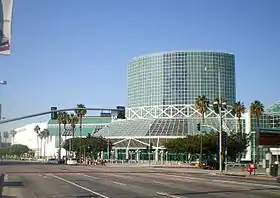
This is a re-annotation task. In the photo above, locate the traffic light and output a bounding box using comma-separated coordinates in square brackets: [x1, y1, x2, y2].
[197, 123, 201, 131]
[51, 107, 58, 120]
[116, 106, 126, 119]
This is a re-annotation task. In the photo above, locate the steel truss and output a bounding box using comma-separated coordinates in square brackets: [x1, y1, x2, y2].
[108, 136, 180, 150]
[126, 104, 238, 120]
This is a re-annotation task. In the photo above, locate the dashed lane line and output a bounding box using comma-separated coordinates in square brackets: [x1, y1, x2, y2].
[50, 174, 109, 198]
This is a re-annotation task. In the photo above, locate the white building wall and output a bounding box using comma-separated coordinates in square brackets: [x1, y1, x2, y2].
[242, 111, 252, 161]
[13, 123, 58, 158]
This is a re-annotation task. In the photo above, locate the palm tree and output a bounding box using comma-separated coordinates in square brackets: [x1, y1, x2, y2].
[40, 129, 50, 159]
[56, 112, 64, 160]
[75, 104, 87, 158]
[68, 113, 79, 152]
[10, 129, 17, 145]
[250, 100, 264, 168]
[232, 101, 246, 135]
[195, 95, 209, 123]
[38, 131, 44, 157]
[3, 131, 9, 144]
[250, 100, 264, 130]
[34, 125, 41, 158]
[61, 112, 69, 141]
[195, 95, 209, 163]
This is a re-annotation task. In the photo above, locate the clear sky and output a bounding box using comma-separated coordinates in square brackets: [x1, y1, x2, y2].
[1, 0, 280, 131]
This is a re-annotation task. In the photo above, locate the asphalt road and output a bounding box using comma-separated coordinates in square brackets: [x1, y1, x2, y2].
[1, 161, 280, 198]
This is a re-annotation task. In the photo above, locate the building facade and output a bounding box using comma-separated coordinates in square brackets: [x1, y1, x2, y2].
[96, 51, 240, 161]
[128, 51, 236, 109]
[13, 123, 51, 157]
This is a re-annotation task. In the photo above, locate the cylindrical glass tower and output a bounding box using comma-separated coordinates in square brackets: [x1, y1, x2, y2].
[127, 51, 236, 108]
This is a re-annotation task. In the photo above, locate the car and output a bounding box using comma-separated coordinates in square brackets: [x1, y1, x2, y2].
[200, 159, 217, 170]
[47, 158, 59, 164]
[67, 158, 78, 165]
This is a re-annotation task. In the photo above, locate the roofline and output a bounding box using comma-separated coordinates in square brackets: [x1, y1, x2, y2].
[104, 136, 185, 139]
[129, 50, 235, 62]
[265, 100, 280, 111]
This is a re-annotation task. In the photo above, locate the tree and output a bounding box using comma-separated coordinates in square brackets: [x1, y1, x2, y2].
[61, 112, 70, 153]
[164, 138, 186, 154]
[250, 100, 264, 130]
[232, 101, 246, 135]
[195, 95, 210, 162]
[195, 95, 209, 123]
[40, 129, 50, 158]
[33, 125, 40, 158]
[63, 136, 108, 160]
[10, 144, 29, 157]
[75, 104, 87, 158]
[227, 131, 249, 161]
[10, 129, 17, 145]
[164, 132, 248, 162]
[68, 113, 79, 152]
[56, 112, 64, 160]
[38, 131, 44, 157]
[0, 148, 10, 156]
[250, 100, 264, 165]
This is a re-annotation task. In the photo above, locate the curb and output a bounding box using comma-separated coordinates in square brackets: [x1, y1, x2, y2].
[218, 173, 278, 181]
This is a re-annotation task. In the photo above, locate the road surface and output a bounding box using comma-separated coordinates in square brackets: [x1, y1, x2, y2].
[0, 161, 279, 198]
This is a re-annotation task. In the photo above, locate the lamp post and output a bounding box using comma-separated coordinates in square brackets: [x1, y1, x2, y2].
[107, 125, 110, 162]
[148, 129, 151, 166]
[0, 80, 7, 121]
[213, 70, 227, 173]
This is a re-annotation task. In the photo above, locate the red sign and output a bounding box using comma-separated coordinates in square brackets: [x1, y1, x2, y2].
[258, 131, 280, 146]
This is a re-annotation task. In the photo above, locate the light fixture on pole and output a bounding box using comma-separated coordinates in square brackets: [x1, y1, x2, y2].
[213, 69, 227, 173]
[0, 80, 7, 121]
[213, 99, 226, 173]
[0, 81, 7, 85]
[107, 125, 110, 161]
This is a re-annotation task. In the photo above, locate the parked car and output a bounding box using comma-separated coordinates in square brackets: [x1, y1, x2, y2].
[67, 158, 78, 165]
[200, 159, 217, 170]
[47, 158, 59, 164]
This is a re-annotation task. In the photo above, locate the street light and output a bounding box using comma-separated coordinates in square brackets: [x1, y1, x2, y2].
[107, 125, 110, 162]
[0, 81, 7, 85]
[213, 69, 227, 173]
[0, 80, 7, 121]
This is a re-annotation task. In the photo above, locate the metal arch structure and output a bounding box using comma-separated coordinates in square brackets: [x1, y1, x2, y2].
[126, 104, 237, 120]
[95, 104, 245, 160]
[0, 107, 120, 124]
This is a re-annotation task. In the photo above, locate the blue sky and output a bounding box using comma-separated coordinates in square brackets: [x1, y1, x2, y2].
[1, 0, 280, 131]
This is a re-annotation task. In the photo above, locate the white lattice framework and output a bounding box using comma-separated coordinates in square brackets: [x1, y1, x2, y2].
[99, 104, 245, 150]
[126, 104, 238, 120]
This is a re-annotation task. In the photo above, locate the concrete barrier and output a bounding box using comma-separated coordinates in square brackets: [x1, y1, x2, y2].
[0, 173, 5, 197]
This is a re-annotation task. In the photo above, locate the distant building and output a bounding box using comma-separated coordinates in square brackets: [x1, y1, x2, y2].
[13, 123, 49, 157]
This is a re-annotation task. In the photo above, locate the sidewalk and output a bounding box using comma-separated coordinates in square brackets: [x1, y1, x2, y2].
[215, 171, 278, 181]
[1, 175, 36, 198]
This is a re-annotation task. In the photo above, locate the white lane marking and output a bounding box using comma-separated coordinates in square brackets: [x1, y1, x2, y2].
[51, 174, 109, 198]
[157, 192, 187, 198]
[113, 181, 127, 186]
[152, 173, 280, 189]
[211, 179, 280, 189]
[79, 174, 99, 180]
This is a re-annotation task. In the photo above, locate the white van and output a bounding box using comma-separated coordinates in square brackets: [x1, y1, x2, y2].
[67, 158, 78, 165]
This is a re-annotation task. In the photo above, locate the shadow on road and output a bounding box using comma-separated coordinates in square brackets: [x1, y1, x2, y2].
[0, 161, 41, 166]
[174, 187, 279, 196]
[3, 181, 23, 188]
